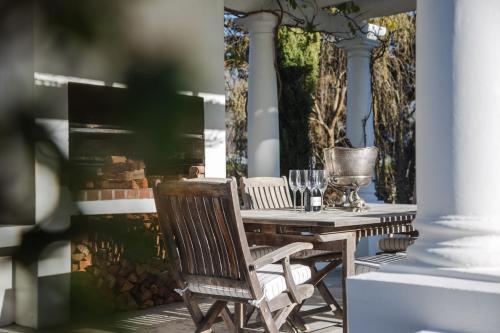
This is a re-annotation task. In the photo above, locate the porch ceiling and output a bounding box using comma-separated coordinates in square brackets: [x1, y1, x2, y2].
[224, 0, 416, 21]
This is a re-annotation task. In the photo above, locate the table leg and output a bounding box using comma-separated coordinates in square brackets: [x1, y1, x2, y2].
[342, 232, 356, 333]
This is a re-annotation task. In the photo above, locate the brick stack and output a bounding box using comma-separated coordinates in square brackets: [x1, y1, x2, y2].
[75, 156, 154, 201]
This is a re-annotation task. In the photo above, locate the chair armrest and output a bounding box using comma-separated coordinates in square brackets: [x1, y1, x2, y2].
[250, 242, 313, 270]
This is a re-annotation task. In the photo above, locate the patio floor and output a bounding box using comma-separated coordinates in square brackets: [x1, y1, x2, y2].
[4, 268, 343, 333]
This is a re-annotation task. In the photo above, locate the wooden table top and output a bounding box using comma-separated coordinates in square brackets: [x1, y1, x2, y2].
[240, 203, 417, 228]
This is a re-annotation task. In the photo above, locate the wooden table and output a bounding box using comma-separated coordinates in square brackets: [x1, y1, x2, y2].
[241, 203, 417, 332]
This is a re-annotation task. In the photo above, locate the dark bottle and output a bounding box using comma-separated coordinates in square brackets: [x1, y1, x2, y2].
[304, 156, 316, 212]
[310, 186, 322, 212]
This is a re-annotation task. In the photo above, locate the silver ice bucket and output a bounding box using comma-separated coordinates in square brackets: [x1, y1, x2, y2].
[324, 146, 378, 207]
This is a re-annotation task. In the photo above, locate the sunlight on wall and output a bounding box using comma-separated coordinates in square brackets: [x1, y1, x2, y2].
[34, 72, 126, 88]
[179, 91, 226, 178]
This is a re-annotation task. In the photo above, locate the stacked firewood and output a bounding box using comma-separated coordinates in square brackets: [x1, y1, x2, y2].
[85, 156, 148, 189]
[85, 255, 181, 310]
[71, 242, 92, 272]
[71, 214, 181, 310]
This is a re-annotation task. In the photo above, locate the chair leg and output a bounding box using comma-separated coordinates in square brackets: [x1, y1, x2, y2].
[194, 300, 227, 333]
[221, 305, 236, 331]
[259, 301, 280, 333]
[289, 312, 308, 332]
[181, 290, 206, 328]
[235, 302, 245, 332]
[274, 304, 297, 330]
[245, 304, 256, 325]
[316, 278, 342, 313]
[305, 263, 342, 314]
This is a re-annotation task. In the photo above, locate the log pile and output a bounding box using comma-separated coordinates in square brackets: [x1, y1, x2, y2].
[86, 256, 181, 310]
[71, 242, 92, 272]
[71, 214, 181, 310]
[85, 155, 148, 189]
[188, 165, 205, 178]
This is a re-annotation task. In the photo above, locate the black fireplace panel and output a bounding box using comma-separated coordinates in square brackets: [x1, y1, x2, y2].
[68, 83, 204, 189]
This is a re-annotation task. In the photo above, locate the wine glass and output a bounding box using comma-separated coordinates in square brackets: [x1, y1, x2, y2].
[297, 170, 308, 212]
[306, 170, 316, 212]
[314, 170, 328, 212]
[289, 170, 299, 211]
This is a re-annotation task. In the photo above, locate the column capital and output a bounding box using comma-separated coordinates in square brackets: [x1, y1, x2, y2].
[337, 36, 380, 58]
[236, 12, 278, 33]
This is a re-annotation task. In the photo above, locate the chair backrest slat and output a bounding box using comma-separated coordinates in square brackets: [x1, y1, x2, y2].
[154, 179, 253, 283]
[274, 185, 285, 207]
[240, 176, 293, 210]
[194, 196, 220, 276]
[261, 187, 271, 209]
[203, 196, 232, 277]
[251, 187, 264, 209]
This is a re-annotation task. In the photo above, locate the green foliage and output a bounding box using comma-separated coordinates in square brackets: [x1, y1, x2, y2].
[278, 27, 320, 90]
[277, 27, 320, 172]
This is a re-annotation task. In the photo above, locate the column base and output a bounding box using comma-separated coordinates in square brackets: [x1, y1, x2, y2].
[347, 265, 500, 333]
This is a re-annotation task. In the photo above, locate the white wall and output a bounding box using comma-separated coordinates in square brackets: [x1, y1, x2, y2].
[34, 0, 226, 177]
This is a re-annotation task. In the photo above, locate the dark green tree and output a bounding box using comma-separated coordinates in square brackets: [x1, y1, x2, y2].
[277, 27, 320, 173]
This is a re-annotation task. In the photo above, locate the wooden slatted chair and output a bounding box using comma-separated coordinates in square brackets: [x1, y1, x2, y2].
[240, 176, 293, 210]
[154, 179, 314, 333]
[239, 176, 345, 328]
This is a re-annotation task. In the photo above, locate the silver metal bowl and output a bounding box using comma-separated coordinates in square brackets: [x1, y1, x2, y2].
[331, 175, 372, 187]
[324, 146, 378, 178]
[323, 146, 378, 207]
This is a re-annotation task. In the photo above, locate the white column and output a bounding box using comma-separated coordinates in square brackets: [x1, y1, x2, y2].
[338, 37, 380, 206]
[347, 1, 500, 332]
[237, 13, 280, 177]
[340, 36, 380, 256]
[338, 37, 379, 149]
[407, 0, 500, 274]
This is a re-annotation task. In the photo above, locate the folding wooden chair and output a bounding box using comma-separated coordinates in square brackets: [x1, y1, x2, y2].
[239, 176, 345, 328]
[239, 176, 293, 210]
[154, 179, 314, 332]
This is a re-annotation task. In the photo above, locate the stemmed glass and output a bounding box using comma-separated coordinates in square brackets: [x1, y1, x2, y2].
[314, 170, 328, 212]
[297, 170, 308, 212]
[289, 170, 299, 211]
[306, 170, 315, 211]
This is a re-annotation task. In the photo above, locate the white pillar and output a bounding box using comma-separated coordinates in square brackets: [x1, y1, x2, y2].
[338, 36, 380, 206]
[347, 1, 500, 332]
[237, 13, 280, 177]
[339, 36, 380, 256]
[407, 0, 500, 274]
[338, 36, 379, 149]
